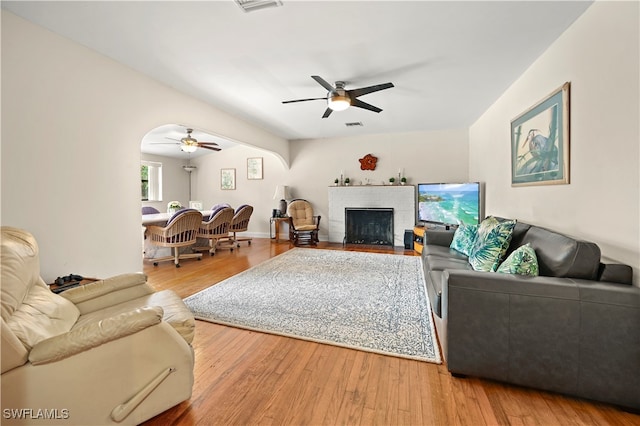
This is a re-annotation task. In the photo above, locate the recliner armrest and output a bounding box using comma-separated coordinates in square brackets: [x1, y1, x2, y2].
[29, 306, 163, 365]
[62, 273, 154, 314]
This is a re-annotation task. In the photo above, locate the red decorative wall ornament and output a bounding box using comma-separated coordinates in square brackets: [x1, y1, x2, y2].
[359, 154, 378, 171]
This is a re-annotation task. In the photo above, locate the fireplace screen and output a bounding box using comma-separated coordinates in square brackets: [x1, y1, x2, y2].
[345, 208, 394, 246]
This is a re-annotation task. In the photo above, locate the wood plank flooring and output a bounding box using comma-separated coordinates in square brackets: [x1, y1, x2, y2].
[142, 238, 638, 426]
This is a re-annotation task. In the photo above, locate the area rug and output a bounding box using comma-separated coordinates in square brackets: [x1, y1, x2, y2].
[184, 248, 441, 363]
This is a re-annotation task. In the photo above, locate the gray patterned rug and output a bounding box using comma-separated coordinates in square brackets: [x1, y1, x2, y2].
[184, 248, 441, 363]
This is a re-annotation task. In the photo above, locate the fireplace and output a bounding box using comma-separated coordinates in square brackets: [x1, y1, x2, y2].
[345, 208, 394, 246]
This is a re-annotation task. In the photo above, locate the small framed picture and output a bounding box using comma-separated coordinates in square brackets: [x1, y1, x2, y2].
[247, 157, 263, 180]
[220, 168, 236, 190]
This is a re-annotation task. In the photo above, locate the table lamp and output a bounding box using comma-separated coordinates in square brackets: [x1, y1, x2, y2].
[273, 185, 291, 216]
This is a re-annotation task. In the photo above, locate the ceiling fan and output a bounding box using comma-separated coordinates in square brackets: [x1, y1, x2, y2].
[153, 128, 221, 153]
[282, 76, 394, 118]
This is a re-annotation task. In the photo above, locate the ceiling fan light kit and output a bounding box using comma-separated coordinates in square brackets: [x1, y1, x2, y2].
[328, 95, 350, 111]
[180, 143, 198, 153]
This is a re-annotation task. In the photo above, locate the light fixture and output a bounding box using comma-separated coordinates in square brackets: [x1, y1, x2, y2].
[328, 94, 351, 111]
[327, 82, 351, 111]
[182, 165, 197, 201]
[180, 143, 198, 153]
[235, 0, 282, 13]
[273, 185, 291, 216]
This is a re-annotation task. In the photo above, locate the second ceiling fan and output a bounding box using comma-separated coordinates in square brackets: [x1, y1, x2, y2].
[157, 128, 221, 153]
[282, 76, 394, 118]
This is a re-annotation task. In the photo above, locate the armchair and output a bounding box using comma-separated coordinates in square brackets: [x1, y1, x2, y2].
[287, 199, 321, 246]
[1, 227, 195, 425]
[195, 206, 235, 255]
[217, 205, 254, 250]
[145, 209, 203, 267]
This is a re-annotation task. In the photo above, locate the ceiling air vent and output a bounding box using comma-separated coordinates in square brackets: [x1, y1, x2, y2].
[235, 0, 283, 13]
[345, 122, 363, 127]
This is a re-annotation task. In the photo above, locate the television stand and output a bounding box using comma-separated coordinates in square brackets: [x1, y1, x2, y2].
[413, 225, 425, 254]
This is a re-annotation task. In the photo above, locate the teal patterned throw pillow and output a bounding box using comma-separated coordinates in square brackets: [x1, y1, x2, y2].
[497, 243, 539, 276]
[450, 224, 479, 256]
[468, 217, 517, 272]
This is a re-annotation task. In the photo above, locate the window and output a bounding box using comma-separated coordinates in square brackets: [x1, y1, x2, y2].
[141, 161, 162, 201]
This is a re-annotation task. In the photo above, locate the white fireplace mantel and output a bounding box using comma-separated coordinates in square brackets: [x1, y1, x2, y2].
[328, 185, 416, 247]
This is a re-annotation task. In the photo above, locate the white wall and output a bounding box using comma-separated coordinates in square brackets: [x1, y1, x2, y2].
[1, 11, 288, 282]
[191, 144, 288, 238]
[187, 129, 469, 241]
[469, 1, 640, 285]
[289, 129, 469, 240]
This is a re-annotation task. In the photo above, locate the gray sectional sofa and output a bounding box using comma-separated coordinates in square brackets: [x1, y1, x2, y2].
[421, 219, 640, 411]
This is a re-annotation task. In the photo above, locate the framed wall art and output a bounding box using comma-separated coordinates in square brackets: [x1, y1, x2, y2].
[247, 157, 263, 180]
[511, 82, 570, 187]
[220, 168, 236, 190]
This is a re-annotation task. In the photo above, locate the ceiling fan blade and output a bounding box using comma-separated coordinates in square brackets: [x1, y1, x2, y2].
[166, 137, 182, 142]
[322, 108, 333, 119]
[351, 98, 382, 113]
[197, 142, 219, 146]
[282, 97, 326, 104]
[311, 75, 335, 92]
[348, 82, 394, 98]
[151, 142, 180, 145]
[199, 145, 221, 151]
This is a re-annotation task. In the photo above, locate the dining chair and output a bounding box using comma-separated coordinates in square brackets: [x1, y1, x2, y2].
[195, 206, 235, 255]
[217, 204, 254, 250]
[145, 209, 203, 267]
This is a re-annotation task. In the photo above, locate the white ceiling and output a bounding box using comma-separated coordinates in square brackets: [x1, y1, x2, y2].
[3, 0, 593, 158]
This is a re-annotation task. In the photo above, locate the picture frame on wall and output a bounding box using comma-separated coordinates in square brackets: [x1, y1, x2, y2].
[511, 82, 570, 187]
[220, 168, 236, 190]
[247, 157, 263, 180]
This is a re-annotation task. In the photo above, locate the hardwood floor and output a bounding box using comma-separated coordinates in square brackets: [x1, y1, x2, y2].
[142, 238, 637, 426]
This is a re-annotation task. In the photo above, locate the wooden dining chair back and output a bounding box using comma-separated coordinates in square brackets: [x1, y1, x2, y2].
[195, 206, 235, 255]
[145, 209, 203, 267]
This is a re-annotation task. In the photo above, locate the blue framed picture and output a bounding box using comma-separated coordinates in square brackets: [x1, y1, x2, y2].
[511, 82, 570, 186]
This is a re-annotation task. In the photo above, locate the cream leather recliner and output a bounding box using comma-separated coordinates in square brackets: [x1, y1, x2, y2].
[1, 227, 195, 425]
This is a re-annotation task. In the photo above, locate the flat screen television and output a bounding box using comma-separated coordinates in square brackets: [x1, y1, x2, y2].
[417, 182, 483, 228]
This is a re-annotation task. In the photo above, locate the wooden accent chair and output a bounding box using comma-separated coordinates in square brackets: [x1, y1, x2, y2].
[287, 199, 321, 246]
[195, 206, 235, 256]
[145, 209, 203, 267]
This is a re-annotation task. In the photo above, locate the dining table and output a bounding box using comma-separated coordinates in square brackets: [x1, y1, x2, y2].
[141, 210, 214, 226]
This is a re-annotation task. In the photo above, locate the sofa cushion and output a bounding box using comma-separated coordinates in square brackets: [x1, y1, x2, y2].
[1, 227, 80, 352]
[469, 217, 516, 272]
[7, 282, 80, 351]
[497, 243, 539, 276]
[422, 244, 469, 261]
[425, 255, 473, 272]
[450, 224, 478, 256]
[520, 226, 601, 280]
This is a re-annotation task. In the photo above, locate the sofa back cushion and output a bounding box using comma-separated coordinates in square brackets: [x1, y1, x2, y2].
[519, 225, 601, 280]
[1, 227, 79, 366]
